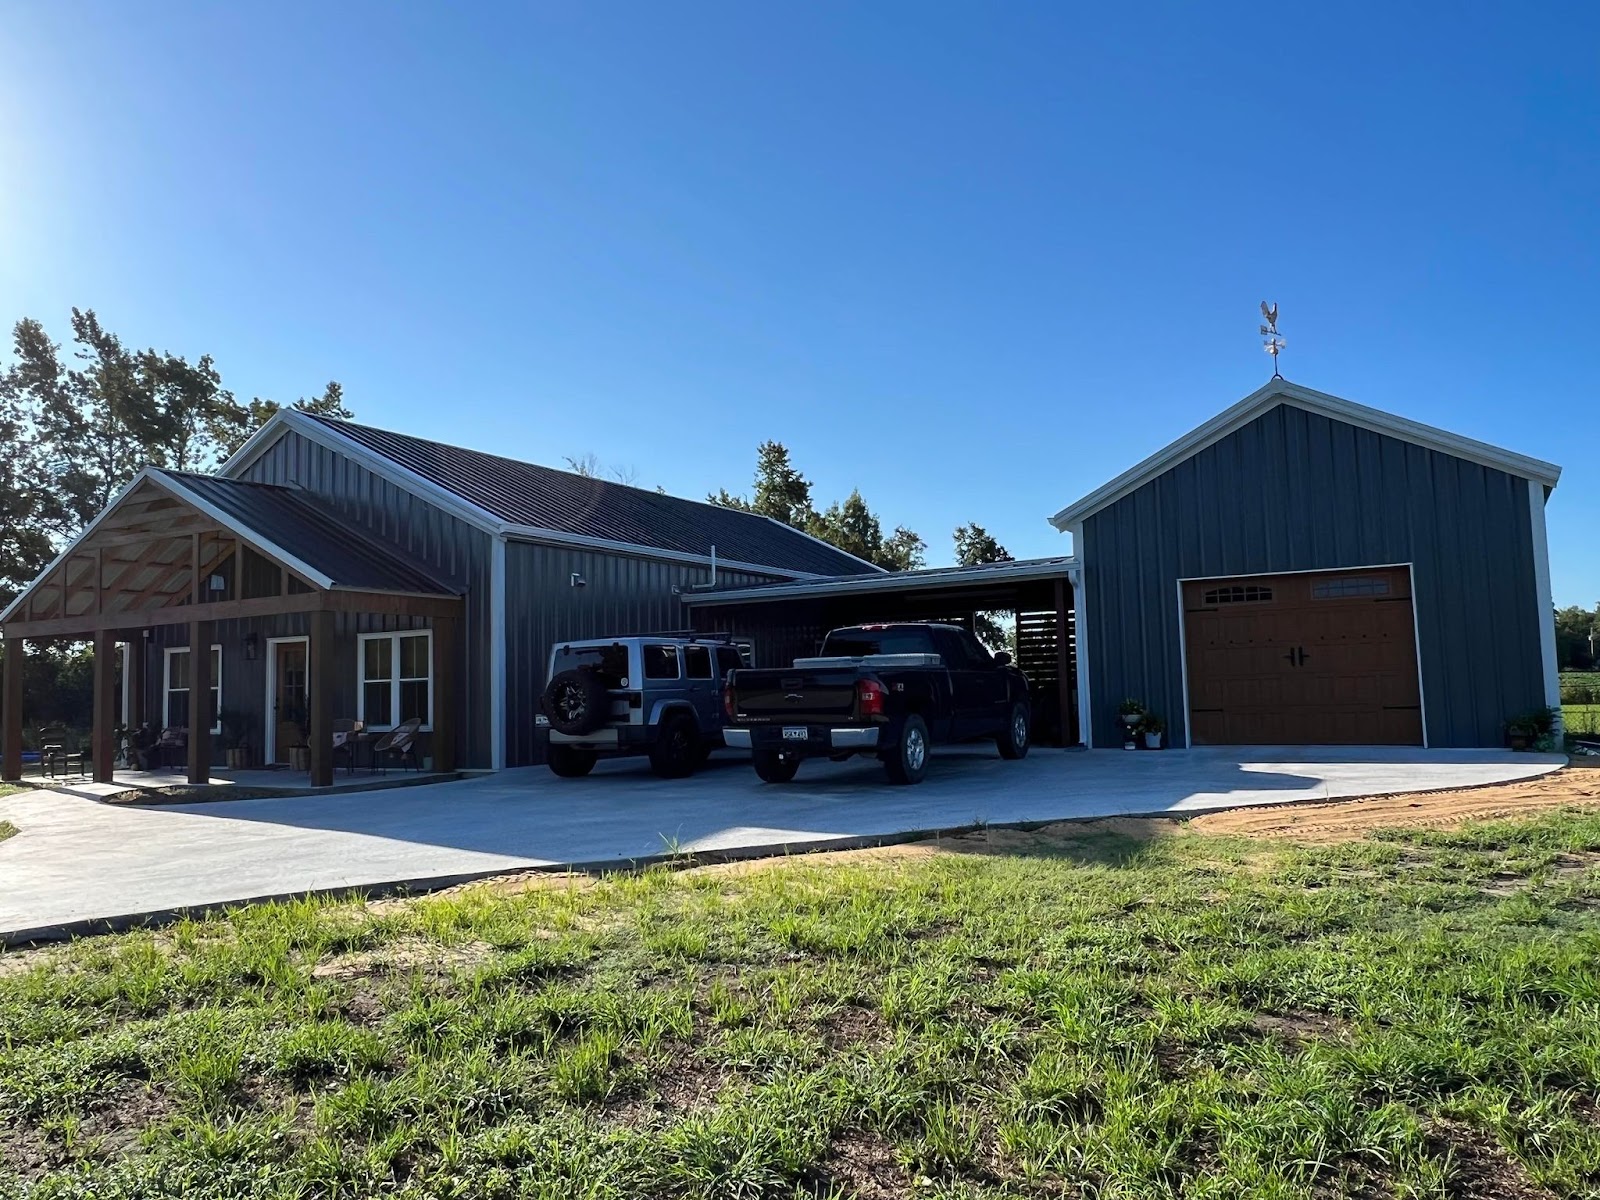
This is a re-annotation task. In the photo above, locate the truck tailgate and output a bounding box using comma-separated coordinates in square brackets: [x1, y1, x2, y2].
[730, 668, 858, 722]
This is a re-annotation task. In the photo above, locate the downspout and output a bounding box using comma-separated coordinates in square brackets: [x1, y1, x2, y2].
[710, 544, 717, 588]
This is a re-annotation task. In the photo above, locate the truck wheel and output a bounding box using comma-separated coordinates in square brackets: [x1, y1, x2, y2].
[649, 713, 700, 779]
[548, 745, 598, 778]
[883, 714, 930, 785]
[542, 669, 609, 736]
[753, 750, 799, 783]
[997, 702, 1031, 760]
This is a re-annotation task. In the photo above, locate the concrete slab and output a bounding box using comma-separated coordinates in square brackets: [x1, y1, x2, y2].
[0, 745, 1564, 942]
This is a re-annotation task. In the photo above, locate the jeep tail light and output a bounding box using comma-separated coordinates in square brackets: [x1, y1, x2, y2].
[857, 678, 886, 717]
[723, 683, 737, 720]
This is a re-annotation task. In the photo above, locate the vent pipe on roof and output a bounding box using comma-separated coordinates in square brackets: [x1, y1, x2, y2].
[710, 544, 717, 587]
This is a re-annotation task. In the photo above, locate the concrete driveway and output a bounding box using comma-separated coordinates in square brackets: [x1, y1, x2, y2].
[0, 745, 1565, 942]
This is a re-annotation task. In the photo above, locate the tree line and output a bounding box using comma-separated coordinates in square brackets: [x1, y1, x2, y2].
[0, 309, 351, 607]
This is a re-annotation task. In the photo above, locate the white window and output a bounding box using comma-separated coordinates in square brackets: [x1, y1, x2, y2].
[164, 645, 222, 734]
[358, 631, 433, 730]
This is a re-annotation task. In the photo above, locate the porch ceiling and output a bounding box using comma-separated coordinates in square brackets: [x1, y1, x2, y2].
[1, 468, 463, 639]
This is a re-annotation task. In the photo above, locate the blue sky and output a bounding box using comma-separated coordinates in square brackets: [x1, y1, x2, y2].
[2, 2, 1595, 602]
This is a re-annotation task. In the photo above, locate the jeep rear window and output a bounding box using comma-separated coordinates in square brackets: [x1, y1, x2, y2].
[553, 644, 628, 688]
[821, 627, 937, 657]
[643, 644, 680, 679]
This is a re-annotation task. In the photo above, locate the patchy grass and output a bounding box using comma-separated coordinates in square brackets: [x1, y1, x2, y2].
[2, 812, 1599, 1198]
[0, 820, 15, 843]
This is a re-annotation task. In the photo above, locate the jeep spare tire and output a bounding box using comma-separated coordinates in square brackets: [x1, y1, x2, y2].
[543, 669, 609, 736]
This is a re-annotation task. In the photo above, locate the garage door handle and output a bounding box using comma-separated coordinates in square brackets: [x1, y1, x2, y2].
[1282, 646, 1311, 667]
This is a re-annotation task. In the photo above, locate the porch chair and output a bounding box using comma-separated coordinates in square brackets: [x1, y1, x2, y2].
[332, 718, 367, 775]
[154, 727, 188, 771]
[371, 717, 424, 773]
[37, 725, 86, 779]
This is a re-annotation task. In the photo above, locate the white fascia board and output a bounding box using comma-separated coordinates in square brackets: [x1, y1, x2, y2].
[684, 557, 1079, 606]
[147, 473, 338, 590]
[0, 469, 162, 625]
[499, 526, 825, 581]
[1048, 380, 1563, 531]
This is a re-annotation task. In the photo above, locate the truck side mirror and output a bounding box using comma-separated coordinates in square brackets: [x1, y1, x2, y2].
[992, 651, 1012, 667]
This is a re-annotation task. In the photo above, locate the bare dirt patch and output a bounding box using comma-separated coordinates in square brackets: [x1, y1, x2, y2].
[311, 936, 493, 980]
[1186, 767, 1600, 844]
[806, 1129, 911, 1200]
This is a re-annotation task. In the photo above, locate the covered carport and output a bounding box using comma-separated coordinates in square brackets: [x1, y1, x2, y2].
[683, 556, 1083, 746]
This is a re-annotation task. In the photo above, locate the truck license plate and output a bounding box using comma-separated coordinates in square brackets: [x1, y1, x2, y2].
[782, 727, 808, 741]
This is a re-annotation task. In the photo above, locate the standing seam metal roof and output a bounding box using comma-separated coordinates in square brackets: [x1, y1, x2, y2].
[160, 471, 462, 595]
[303, 415, 881, 577]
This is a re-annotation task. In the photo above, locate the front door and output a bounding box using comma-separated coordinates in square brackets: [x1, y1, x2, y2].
[271, 639, 309, 763]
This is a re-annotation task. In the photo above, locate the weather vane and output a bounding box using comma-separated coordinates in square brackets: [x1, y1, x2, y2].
[1260, 301, 1285, 378]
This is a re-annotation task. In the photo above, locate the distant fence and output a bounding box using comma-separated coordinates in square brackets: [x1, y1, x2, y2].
[1565, 705, 1600, 736]
[1560, 673, 1600, 706]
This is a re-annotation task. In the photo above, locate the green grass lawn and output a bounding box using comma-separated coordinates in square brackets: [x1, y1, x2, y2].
[2, 815, 1599, 1199]
[0, 820, 15, 844]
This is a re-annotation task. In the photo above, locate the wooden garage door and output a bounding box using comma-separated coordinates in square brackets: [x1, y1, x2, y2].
[1183, 567, 1422, 746]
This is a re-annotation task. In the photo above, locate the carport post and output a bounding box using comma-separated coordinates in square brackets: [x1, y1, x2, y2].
[187, 619, 214, 785]
[308, 607, 335, 788]
[2, 636, 21, 782]
[1054, 578, 1075, 747]
[92, 629, 116, 783]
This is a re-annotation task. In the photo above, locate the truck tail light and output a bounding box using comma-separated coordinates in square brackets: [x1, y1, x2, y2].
[723, 684, 737, 720]
[857, 678, 887, 717]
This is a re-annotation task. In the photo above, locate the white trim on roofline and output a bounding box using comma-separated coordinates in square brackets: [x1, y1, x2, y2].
[684, 556, 1079, 606]
[219, 409, 851, 582]
[1047, 379, 1562, 531]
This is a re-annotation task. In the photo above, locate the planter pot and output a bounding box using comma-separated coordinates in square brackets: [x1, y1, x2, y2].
[1144, 732, 1162, 750]
[225, 748, 249, 770]
[1507, 734, 1531, 752]
[287, 746, 311, 772]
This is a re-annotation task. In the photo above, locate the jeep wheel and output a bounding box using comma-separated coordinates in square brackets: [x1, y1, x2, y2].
[883, 714, 930, 785]
[753, 750, 800, 784]
[649, 714, 699, 779]
[997, 702, 1030, 760]
[548, 745, 598, 778]
[542, 669, 609, 736]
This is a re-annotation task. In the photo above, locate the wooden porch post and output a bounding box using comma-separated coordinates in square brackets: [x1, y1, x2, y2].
[2, 636, 22, 782]
[187, 619, 213, 785]
[1054, 577, 1075, 747]
[432, 613, 457, 773]
[93, 629, 116, 783]
[308, 607, 334, 787]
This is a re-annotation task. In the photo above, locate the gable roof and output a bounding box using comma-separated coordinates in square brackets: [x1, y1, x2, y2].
[221, 410, 881, 579]
[1048, 379, 1562, 531]
[0, 468, 458, 627]
[163, 471, 461, 596]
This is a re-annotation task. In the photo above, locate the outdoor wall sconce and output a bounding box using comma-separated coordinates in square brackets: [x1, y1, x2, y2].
[243, 633, 261, 661]
[208, 573, 227, 592]
[570, 573, 587, 588]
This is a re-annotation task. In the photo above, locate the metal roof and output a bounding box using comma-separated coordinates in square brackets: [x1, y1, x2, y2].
[684, 555, 1078, 606]
[1049, 380, 1562, 530]
[159, 471, 462, 596]
[299, 415, 882, 578]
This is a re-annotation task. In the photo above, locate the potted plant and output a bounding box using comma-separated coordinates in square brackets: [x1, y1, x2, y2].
[1117, 699, 1146, 750]
[1141, 714, 1165, 750]
[278, 702, 310, 772]
[219, 709, 252, 770]
[1505, 706, 1560, 751]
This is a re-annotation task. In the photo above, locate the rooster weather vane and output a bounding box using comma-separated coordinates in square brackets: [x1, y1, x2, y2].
[1260, 301, 1285, 378]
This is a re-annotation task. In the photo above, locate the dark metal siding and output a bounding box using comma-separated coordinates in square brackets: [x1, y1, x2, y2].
[144, 612, 433, 765]
[236, 430, 494, 767]
[502, 541, 780, 766]
[1081, 403, 1545, 749]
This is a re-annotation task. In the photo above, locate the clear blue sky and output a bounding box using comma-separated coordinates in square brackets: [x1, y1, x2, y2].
[2, 2, 1595, 602]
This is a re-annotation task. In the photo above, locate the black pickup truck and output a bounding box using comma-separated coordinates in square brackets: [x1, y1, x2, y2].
[720, 623, 1031, 785]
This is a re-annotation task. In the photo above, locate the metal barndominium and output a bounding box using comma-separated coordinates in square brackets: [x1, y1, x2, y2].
[1259, 301, 1285, 378]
